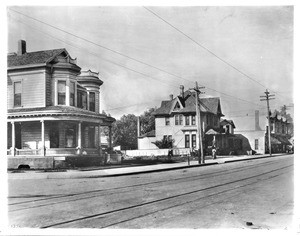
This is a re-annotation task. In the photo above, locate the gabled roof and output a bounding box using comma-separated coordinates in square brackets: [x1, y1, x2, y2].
[220, 119, 236, 128]
[153, 90, 224, 116]
[7, 48, 67, 67]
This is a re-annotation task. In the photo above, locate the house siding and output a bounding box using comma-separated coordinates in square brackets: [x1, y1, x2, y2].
[46, 71, 52, 106]
[8, 70, 46, 109]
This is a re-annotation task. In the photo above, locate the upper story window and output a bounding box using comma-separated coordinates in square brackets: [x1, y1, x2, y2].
[165, 117, 170, 126]
[77, 90, 87, 109]
[175, 115, 183, 125]
[185, 116, 190, 126]
[191, 115, 196, 125]
[70, 82, 75, 106]
[89, 92, 95, 112]
[58, 81, 66, 105]
[14, 81, 22, 107]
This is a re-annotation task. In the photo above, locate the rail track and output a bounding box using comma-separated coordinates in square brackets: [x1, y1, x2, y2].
[8, 156, 293, 228]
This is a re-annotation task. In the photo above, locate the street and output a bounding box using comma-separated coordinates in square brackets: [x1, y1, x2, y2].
[8, 154, 294, 229]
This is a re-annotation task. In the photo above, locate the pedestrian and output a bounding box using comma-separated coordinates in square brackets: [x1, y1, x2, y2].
[212, 145, 217, 159]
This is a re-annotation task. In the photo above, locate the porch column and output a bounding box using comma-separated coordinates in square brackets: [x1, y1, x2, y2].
[11, 121, 15, 156]
[41, 120, 45, 156]
[77, 122, 82, 155]
[109, 126, 112, 152]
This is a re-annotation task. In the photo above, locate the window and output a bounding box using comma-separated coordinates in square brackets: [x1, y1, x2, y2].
[185, 135, 190, 148]
[255, 139, 259, 150]
[77, 90, 85, 109]
[88, 127, 95, 148]
[174, 102, 180, 110]
[175, 115, 183, 125]
[179, 115, 183, 125]
[165, 117, 170, 126]
[65, 125, 76, 148]
[70, 82, 75, 106]
[191, 115, 196, 125]
[192, 134, 196, 148]
[185, 116, 190, 126]
[214, 116, 218, 127]
[175, 115, 179, 125]
[89, 92, 95, 112]
[58, 81, 66, 105]
[14, 81, 22, 106]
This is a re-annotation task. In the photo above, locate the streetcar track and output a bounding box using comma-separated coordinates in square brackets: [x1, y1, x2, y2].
[8, 158, 285, 207]
[40, 163, 293, 228]
[8, 158, 288, 211]
[101, 170, 290, 228]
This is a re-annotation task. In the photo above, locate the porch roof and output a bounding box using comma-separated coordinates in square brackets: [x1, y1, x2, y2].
[7, 106, 115, 123]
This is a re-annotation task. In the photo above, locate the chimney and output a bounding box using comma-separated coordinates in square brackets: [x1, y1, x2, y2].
[180, 85, 184, 98]
[169, 94, 173, 100]
[18, 40, 26, 55]
[255, 110, 261, 130]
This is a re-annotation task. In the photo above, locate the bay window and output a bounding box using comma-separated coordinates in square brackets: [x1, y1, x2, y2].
[58, 81, 66, 105]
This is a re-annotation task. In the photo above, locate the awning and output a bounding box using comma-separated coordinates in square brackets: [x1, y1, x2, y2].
[270, 134, 291, 145]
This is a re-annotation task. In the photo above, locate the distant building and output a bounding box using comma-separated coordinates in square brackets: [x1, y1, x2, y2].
[138, 86, 245, 155]
[235, 110, 291, 154]
[7, 40, 115, 169]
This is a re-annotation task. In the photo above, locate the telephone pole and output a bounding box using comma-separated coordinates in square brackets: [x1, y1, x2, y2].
[260, 89, 275, 156]
[192, 82, 205, 164]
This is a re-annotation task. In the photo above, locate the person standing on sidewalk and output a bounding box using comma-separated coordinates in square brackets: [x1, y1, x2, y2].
[212, 135, 217, 159]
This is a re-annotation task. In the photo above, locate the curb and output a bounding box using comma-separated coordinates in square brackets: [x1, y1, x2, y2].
[223, 154, 286, 163]
[86, 161, 219, 178]
[8, 154, 291, 179]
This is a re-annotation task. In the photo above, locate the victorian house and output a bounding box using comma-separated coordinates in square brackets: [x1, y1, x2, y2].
[7, 40, 115, 169]
[138, 86, 243, 155]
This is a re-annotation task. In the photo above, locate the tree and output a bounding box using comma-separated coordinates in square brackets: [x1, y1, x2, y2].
[111, 114, 138, 150]
[279, 105, 294, 137]
[139, 108, 156, 135]
[152, 137, 174, 149]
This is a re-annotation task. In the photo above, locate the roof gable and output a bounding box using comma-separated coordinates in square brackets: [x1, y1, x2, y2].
[7, 48, 68, 68]
[153, 92, 224, 116]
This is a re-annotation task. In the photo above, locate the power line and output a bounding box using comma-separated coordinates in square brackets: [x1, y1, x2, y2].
[9, 8, 192, 85]
[143, 6, 288, 100]
[9, 9, 266, 111]
[8, 13, 178, 90]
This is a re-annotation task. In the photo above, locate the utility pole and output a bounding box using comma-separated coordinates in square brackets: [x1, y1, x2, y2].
[260, 89, 275, 156]
[192, 82, 205, 164]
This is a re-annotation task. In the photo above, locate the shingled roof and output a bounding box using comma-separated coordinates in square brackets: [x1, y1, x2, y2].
[153, 90, 224, 116]
[7, 48, 67, 67]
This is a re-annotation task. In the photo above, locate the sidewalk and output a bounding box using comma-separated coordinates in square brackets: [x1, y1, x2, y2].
[7, 153, 288, 180]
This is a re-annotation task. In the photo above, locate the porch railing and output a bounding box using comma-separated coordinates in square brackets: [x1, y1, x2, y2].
[15, 148, 41, 156]
[7, 147, 100, 156]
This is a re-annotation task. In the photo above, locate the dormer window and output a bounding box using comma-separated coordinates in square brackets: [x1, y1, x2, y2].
[14, 81, 22, 107]
[58, 81, 66, 105]
[174, 102, 180, 110]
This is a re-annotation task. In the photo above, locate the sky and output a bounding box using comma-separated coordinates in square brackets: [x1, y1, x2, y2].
[6, 5, 294, 124]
